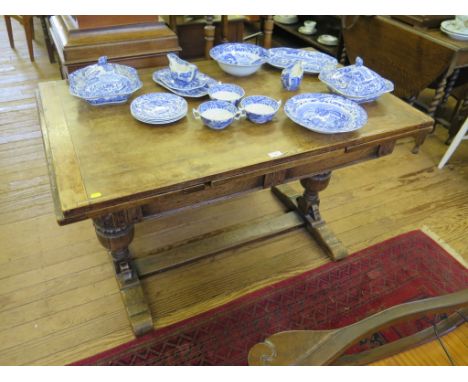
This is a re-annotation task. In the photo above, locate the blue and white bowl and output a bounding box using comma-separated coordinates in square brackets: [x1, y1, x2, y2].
[208, 83, 245, 105]
[69, 56, 142, 106]
[209, 43, 268, 77]
[193, 100, 245, 130]
[239, 96, 281, 124]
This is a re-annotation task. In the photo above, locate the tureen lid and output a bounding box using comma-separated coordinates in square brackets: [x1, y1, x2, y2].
[318, 57, 394, 99]
[69, 56, 142, 100]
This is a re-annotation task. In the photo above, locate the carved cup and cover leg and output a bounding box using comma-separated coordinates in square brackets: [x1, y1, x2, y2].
[273, 171, 348, 261]
[93, 211, 153, 336]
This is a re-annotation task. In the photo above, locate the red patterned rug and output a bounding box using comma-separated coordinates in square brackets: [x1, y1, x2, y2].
[71, 230, 467, 366]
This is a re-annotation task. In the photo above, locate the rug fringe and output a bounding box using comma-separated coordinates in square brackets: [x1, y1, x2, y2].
[421, 226, 467, 268]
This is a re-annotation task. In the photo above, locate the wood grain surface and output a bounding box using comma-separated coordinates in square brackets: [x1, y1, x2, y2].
[0, 17, 466, 365]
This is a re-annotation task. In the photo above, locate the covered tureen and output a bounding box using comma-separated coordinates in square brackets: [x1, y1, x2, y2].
[318, 57, 394, 103]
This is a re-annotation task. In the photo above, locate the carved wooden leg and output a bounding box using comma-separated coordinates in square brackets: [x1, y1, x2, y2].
[427, 70, 450, 119]
[411, 129, 429, 154]
[4, 16, 14, 49]
[204, 15, 215, 60]
[93, 211, 153, 336]
[441, 68, 459, 107]
[272, 172, 348, 261]
[263, 16, 274, 49]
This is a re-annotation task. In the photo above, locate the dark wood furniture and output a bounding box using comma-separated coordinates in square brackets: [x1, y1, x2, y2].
[49, 15, 181, 78]
[248, 289, 468, 365]
[165, 16, 246, 59]
[37, 57, 433, 336]
[272, 16, 343, 60]
[4, 15, 55, 63]
[342, 16, 468, 149]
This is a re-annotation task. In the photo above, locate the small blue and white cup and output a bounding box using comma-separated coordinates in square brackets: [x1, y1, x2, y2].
[208, 83, 245, 106]
[238, 96, 281, 124]
[193, 100, 245, 130]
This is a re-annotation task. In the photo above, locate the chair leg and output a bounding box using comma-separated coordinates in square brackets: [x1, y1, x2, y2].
[23, 16, 35, 62]
[4, 16, 14, 49]
[438, 117, 468, 169]
[40, 16, 55, 63]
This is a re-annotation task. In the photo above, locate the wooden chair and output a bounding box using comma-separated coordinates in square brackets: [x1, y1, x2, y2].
[4, 15, 55, 63]
[248, 288, 468, 365]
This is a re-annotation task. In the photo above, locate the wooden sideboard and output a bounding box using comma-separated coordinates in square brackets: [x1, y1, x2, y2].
[49, 15, 181, 78]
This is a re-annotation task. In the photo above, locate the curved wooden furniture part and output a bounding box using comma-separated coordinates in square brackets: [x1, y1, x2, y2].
[4, 15, 55, 63]
[342, 16, 468, 114]
[248, 288, 468, 366]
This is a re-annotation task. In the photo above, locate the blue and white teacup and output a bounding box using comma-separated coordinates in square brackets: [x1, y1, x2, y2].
[167, 53, 199, 84]
[208, 83, 245, 105]
[193, 100, 245, 130]
[281, 60, 304, 91]
[239, 96, 281, 124]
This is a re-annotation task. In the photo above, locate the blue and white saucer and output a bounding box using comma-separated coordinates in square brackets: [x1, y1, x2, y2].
[130, 93, 187, 125]
[267, 48, 338, 74]
[153, 71, 218, 98]
[156, 68, 208, 91]
[284, 93, 367, 134]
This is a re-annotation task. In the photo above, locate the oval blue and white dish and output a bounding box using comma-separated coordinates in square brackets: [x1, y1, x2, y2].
[284, 93, 367, 134]
[239, 96, 281, 124]
[267, 48, 338, 74]
[153, 70, 218, 98]
[208, 83, 245, 105]
[130, 93, 187, 124]
[318, 57, 394, 103]
[193, 100, 244, 130]
[157, 68, 208, 91]
[69, 56, 142, 106]
[209, 43, 268, 76]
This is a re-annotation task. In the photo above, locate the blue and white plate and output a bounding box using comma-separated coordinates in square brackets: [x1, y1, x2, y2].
[318, 57, 394, 102]
[284, 93, 367, 134]
[130, 93, 187, 124]
[153, 71, 218, 98]
[69, 56, 142, 105]
[267, 48, 338, 74]
[155, 68, 209, 91]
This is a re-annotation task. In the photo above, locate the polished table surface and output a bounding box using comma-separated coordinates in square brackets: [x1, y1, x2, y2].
[38, 59, 433, 224]
[37, 57, 433, 336]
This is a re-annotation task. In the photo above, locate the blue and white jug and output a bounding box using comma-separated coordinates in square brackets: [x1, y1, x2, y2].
[281, 60, 304, 91]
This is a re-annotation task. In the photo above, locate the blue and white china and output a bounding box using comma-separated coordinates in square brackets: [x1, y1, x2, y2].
[239, 95, 281, 124]
[69, 56, 142, 105]
[153, 70, 218, 98]
[281, 60, 304, 91]
[284, 93, 367, 134]
[130, 93, 187, 125]
[156, 68, 208, 91]
[193, 100, 244, 130]
[208, 83, 245, 105]
[319, 57, 394, 103]
[209, 43, 269, 77]
[267, 48, 338, 74]
[167, 53, 199, 83]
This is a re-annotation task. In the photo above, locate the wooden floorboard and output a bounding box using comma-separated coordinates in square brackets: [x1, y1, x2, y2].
[0, 17, 466, 366]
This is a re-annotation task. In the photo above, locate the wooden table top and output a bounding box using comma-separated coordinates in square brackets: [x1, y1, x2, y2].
[37, 59, 433, 223]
